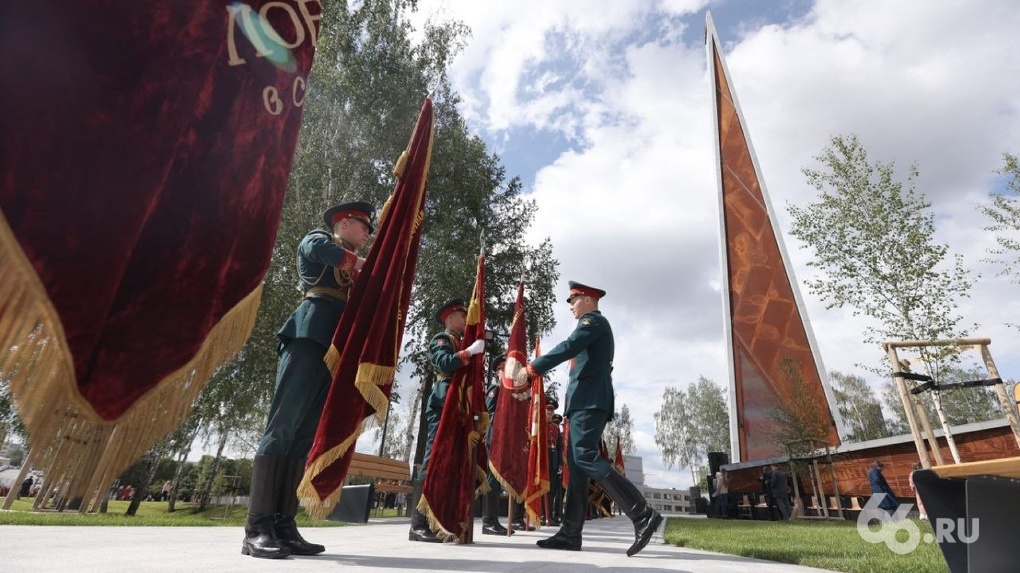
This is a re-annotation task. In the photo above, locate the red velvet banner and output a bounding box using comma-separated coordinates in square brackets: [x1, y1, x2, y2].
[489, 282, 531, 500]
[524, 337, 550, 525]
[298, 99, 434, 519]
[419, 252, 489, 542]
[0, 1, 320, 506]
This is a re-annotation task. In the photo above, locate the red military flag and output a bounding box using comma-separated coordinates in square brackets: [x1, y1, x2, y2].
[524, 338, 550, 525]
[419, 251, 489, 542]
[488, 281, 531, 502]
[1, 1, 320, 510]
[298, 98, 435, 518]
[614, 434, 626, 477]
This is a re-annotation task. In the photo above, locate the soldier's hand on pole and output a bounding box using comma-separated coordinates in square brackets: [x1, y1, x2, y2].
[466, 339, 485, 356]
[513, 365, 530, 388]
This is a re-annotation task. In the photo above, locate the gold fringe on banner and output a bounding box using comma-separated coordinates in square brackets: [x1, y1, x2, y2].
[0, 207, 262, 512]
[416, 491, 463, 543]
[296, 362, 393, 520]
[323, 344, 340, 377]
[296, 430, 359, 521]
[353, 362, 395, 425]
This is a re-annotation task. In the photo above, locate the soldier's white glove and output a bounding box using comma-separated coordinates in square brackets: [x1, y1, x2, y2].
[466, 339, 485, 356]
[513, 365, 531, 388]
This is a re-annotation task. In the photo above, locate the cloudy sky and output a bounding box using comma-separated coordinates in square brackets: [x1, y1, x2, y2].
[365, 0, 1020, 489]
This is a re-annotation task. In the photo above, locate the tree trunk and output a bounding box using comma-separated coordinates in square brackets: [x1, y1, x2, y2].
[125, 445, 165, 516]
[167, 427, 198, 512]
[198, 430, 229, 511]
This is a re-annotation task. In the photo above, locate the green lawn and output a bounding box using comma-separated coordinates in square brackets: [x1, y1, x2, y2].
[664, 516, 948, 573]
[0, 499, 403, 526]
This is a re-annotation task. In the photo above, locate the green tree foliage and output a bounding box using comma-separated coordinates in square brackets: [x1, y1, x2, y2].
[603, 403, 635, 454]
[654, 376, 729, 485]
[788, 134, 973, 349]
[980, 152, 1020, 331]
[769, 359, 833, 456]
[179, 0, 558, 475]
[688, 376, 730, 457]
[830, 370, 889, 442]
[882, 363, 1005, 432]
[788, 134, 975, 430]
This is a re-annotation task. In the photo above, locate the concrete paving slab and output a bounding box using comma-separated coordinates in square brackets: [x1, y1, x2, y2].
[1, 515, 836, 572]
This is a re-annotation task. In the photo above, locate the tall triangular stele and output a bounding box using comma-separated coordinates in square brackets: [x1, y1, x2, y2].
[706, 12, 844, 462]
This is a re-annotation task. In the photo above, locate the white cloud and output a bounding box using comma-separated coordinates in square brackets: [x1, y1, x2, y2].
[412, 0, 1020, 488]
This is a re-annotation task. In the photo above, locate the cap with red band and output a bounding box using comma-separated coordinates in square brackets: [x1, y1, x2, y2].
[322, 201, 376, 233]
[566, 280, 606, 302]
[434, 298, 467, 325]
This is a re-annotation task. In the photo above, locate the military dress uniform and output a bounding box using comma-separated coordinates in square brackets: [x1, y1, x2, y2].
[481, 354, 511, 535]
[409, 298, 475, 542]
[243, 201, 374, 559]
[547, 402, 564, 525]
[527, 281, 662, 556]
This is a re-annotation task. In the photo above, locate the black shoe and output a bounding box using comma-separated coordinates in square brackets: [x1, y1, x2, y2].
[482, 520, 511, 535]
[243, 517, 292, 559]
[276, 517, 325, 555]
[626, 507, 663, 557]
[409, 526, 443, 543]
[511, 519, 535, 532]
[536, 531, 581, 551]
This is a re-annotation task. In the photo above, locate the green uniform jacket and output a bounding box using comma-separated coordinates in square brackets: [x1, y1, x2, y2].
[426, 330, 469, 416]
[530, 310, 614, 418]
[277, 230, 358, 348]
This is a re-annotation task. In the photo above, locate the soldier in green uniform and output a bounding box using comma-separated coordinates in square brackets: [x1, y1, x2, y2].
[481, 353, 511, 536]
[243, 202, 375, 559]
[518, 281, 662, 556]
[547, 399, 563, 525]
[409, 298, 485, 542]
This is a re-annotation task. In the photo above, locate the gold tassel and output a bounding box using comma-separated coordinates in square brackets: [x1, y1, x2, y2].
[392, 150, 408, 179]
[353, 362, 395, 424]
[323, 344, 341, 377]
[0, 206, 263, 512]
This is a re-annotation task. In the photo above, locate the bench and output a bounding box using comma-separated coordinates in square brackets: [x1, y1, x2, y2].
[913, 455, 1020, 573]
[348, 452, 412, 492]
[327, 453, 411, 523]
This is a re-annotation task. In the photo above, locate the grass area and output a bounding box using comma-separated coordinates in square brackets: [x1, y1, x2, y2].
[664, 516, 948, 573]
[0, 499, 404, 526]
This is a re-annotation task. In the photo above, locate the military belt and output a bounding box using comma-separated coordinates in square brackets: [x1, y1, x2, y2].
[303, 286, 348, 303]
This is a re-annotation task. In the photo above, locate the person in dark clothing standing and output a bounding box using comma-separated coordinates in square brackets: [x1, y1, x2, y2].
[868, 460, 899, 516]
[769, 464, 791, 520]
[243, 202, 374, 559]
[547, 399, 564, 525]
[481, 353, 511, 536]
[408, 298, 486, 542]
[518, 281, 662, 556]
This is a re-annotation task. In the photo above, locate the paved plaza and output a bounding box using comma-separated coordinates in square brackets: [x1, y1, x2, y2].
[1, 515, 836, 572]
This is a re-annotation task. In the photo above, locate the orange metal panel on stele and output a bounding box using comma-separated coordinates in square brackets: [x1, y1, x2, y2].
[713, 42, 839, 462]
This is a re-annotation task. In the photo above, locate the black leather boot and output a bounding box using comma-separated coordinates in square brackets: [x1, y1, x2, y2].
[600, 471, 663, 557]
[510, 500, 535, 531]
[536, 486, 583, 551]
[408, 506, 442, 543]
[242, 455, 291, 559]
[275, 457, 325, 555]
[482, 489, 510, 535]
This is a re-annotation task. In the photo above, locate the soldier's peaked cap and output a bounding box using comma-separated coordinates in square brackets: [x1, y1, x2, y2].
[323, 201, 376, 233]
[434, 298, 467, 325]
[566, 280, 606, 302]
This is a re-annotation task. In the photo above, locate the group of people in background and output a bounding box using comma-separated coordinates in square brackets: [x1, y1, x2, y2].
[243, 201, 662, 559]
[712, 459, 928, 521]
